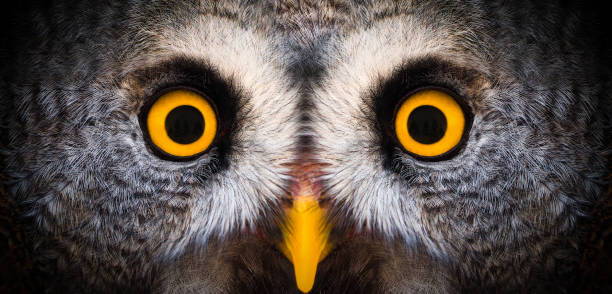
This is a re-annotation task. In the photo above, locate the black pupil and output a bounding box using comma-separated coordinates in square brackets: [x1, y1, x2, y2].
[165, 105, 205, 144]
[407, 105, 447, 144]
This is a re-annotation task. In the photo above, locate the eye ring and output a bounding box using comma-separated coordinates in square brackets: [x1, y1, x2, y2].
[393, 88, 467, 159]
[144, 88, 218, 159]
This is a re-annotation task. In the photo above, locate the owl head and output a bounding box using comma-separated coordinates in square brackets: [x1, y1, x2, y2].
[1, 0, 610, 293]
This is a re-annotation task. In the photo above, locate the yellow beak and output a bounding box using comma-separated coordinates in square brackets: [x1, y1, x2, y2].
[279, 195, 332, 293]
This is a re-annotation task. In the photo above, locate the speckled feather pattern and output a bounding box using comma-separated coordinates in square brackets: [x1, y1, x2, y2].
[0, 0, 610, 293]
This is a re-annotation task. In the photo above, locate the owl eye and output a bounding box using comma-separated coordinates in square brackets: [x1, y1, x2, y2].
[394, 89, 466, 159]
[145, 89, 217, 158]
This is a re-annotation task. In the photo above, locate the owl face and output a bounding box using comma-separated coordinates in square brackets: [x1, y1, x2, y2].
[1, 0, 609, 293]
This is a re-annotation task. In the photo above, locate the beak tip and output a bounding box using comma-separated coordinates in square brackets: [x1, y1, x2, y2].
[295, 266, 316, 293]
[297, 281, 313, 293]
[298, 284, 313, 293]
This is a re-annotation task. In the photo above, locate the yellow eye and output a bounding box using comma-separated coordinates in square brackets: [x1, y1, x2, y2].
[146, 89, 217, 158]
[394, 89, 466, 158]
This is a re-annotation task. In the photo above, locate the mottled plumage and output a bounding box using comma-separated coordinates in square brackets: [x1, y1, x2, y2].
[0, 1, 610, 293]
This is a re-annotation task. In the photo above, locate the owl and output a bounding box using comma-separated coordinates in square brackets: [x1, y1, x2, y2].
[1, 0, 610, 293]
